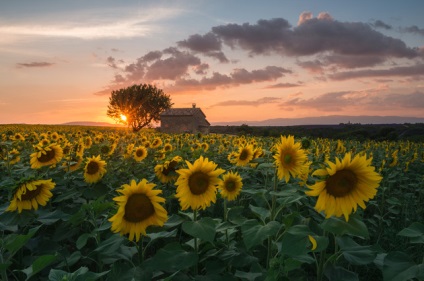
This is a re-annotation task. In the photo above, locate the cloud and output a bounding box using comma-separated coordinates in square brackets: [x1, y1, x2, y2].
[264, 82, 302, 89]
[16, 62, 54, 68]
[371, 20, 392, 30]
[403, 25, 424, 37]
[210, 96, 281, 108]
[298, 12, 313, 26]
[329, 63, 424, 80]
[279, 88, 424, 112]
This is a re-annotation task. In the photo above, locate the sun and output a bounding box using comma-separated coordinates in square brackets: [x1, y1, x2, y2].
[120, 114, 127, 122]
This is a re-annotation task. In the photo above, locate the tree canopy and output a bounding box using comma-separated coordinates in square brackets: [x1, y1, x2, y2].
[107, 84, 173, 132]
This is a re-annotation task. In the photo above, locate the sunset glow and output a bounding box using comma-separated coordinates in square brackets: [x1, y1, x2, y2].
[0, 1, 423, 125]
[120, 114, 127, 122]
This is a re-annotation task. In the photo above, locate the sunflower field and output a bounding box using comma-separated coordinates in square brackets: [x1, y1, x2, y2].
[0, 124, 423, 281]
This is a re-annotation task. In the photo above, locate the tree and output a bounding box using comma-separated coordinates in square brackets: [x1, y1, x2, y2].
[107, 84, 173, 132]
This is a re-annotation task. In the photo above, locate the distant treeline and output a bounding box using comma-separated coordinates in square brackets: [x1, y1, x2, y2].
[210, 123, 424, 142]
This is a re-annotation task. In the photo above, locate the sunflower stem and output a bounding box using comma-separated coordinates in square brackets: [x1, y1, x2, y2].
[193, 209, 198, 276]
[224, 200, 229, 247]
[137, 236, 144, 264]
[0, 253, 8, 281]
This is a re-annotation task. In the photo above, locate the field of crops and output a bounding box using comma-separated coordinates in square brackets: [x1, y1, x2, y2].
[1, 124, 423, 281]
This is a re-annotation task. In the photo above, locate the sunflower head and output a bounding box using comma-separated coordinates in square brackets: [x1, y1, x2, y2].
[175, 156, 225, 211]
[109, 179, 168, 242]
[306, 152, 382, 221]
[133, 146, 148, 162]
[218, 171, 243, 201]
[273, 135, 308, 182]
[7, 179, 56, 213]
[30, 143, 63, 169]
[83, 155, 107, 184]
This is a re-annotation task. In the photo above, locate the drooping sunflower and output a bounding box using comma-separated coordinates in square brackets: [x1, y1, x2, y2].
[154, 156, 183, 183]
[218, 171, 243, 201]
[83, 155, 107, 183]
[133, 146, 148, 162]
[305, 152, 382, 221]
[273, 135, 308, 182]
[175, 156, 225, 211]
[7, 179, 56, 213]
[109, 179, 168, 242]
[30, 143, 63, 169]
[62, 155, 83, 172]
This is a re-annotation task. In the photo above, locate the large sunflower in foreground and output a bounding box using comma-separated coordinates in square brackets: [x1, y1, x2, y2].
[175, 156, 225, 211]
[83, 155, 107, 183]
[7, 179, 56, 213]
[305, 152, 382, 221]
[273, 135, 308, 182]
[109, 179, 168, 242]
[218, 171, 243, 201]
[30, 143, 63, 169]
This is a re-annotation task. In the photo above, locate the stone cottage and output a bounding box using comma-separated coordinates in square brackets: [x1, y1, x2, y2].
[160, 104, 210, 134]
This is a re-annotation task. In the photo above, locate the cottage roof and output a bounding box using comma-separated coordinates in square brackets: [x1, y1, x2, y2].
[161, 107, 206, 118]
[160, 107, 210, 126]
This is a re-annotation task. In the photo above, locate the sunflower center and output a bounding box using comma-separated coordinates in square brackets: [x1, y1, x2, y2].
[37, 149, 56, 163]
[124, 193, 155, 222]
[86, 161, 99, 175]
[326, 169, 357, 197]
[136, 149, 144, 157]
[189, 172, 210, 195]
[239, 149, 249, 161]
[21, 184, 42, 201]
[225, 181, 236, 192]
[283, 154, 292, 165]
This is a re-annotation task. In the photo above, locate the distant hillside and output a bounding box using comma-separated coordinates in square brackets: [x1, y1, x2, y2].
[61, 121, 125, 127]
[212, 115, 424, 126]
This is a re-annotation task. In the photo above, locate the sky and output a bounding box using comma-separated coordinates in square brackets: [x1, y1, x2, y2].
[1, 0, 424, 125]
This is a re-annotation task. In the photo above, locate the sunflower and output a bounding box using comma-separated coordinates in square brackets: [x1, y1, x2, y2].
[133, 146, 148, 162]
[151, 137, 163, 149]
[154, 156, 183, 183]
[305, 152, 382, 221]
[175, 156, 225, 211]
[83, 155, 107, 183]
[7, 179, 56, 213]
[232, 145, 254, 166]
[30, 143, 63, 169]
[109, 179, 168, 242]
[163, 143, 173, 153]
[218, 171, 243, 201]
[7, 149, 21, 165]
[273, 135, 308, 182]
[62, 155, 83, 172]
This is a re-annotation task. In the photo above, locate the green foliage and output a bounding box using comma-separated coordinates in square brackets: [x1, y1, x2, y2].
[0, 124, 423, 280]
[106, 83, 173, 132]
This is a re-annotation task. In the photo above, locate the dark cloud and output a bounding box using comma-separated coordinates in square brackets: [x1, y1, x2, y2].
[371, 20, 392, 30]
[193, 63, 209, 75]
[265, 82, 302, 89]
[16, 62, 54, 68]
[330, 63, 424, 80]
[403, 25, 424, 37]
[210, 96, 281, 107]
[177, 32, 222, 52]
[174, 66, 288, 91]
[279, 89, 424, 112]
[297, 60, 324, 73]
[106, 56, 118, 69]
[144, 48, 201, 80]
[324, 54, 386, 68]
[210, 16, 418, 60]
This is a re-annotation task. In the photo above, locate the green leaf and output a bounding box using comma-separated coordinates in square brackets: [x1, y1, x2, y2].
[228, 206, 247, 225]
[241, 220, 280, 250]
[48, 267, 109, 281]
[76, 233, 94, 250]
[148, 228, 178, 242]
[249, 205, 270, 223]
[36, 209, 71, 224]
[94, 234, 124, 254]
[398, 222, 424, 243]
[324, 265, 359, 281]
[4, 225, 41, 255]
[382, 251, 420, 281]
[234, 270, 263, 281]
[182, 217, 217, 244]
[320, 215, 369, 239]
[336, 236, 377, 265]
[144, 242, 198, 272]
[21, 254, 57, 281]
[279, 225, 310, 258]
